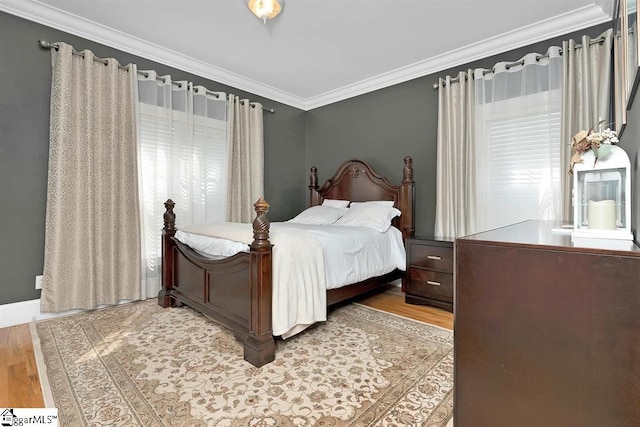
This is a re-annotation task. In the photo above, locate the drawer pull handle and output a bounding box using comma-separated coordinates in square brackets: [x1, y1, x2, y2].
[427, 280, 441, 286]
[427, 255, 442, 260]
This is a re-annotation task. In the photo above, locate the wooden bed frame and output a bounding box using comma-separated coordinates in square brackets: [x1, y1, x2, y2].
[158, 157, 414, 367]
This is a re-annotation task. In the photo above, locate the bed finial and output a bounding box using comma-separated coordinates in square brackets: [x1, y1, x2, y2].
[309, 166, 318, 189]
[252, 198, 271, 247]
[163, 199, 176, 232]
[403, 156, 413, 183]
[309, 166, 322, 206]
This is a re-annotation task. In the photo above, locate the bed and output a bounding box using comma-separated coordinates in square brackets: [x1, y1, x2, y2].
[158, 157, 415, 367]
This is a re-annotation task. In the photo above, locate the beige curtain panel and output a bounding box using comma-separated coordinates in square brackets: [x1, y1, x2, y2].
[226, 95, 265, 223]
[41, 42, 141, 312]
[434, 70, 477, 238]
[560, 28, 613, 222]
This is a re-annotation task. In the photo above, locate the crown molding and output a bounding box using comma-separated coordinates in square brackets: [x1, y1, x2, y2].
[1, 0, 614, 111]
[304, 3, 613, 110]
[0, 0, 308, 109]
[596, 0, 616, 17]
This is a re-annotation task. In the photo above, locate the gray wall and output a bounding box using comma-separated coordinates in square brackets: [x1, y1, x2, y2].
[1, 10, 626, 307]
[0, 11, 307, 305]
[306, 23, 614, 237]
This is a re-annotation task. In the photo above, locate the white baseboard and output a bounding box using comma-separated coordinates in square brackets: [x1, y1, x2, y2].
[1, 283, 159, 329]
[0, 299, 89, 328]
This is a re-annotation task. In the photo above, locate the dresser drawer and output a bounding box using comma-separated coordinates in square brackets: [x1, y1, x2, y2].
[409, 244, 453, 272]
[406, 269, 453, 300]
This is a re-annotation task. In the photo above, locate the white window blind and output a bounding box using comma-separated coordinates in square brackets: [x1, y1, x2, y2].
[139, 106, 227, 209]
[476, 89, 562, 232]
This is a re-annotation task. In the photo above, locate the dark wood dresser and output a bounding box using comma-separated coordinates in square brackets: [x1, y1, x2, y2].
[454, 220, 640, 427]
[404, 236, 454, 312]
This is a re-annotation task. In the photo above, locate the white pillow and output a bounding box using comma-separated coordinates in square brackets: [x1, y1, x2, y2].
[350, 200, 395, 208]
[287, 205, 347, 225]
[322, 199, 350, 208]
[335, 204, 401, 232]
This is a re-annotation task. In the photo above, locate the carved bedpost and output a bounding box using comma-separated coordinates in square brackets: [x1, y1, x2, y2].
[158, 199, 176, 308]
[245, 198, 276, 367]
[400, 157, 415, 239]
[251, 198, 271, 247]
[309, 166, 322, 206]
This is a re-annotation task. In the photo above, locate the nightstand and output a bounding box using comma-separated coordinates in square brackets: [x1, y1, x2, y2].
[403, 236, 454, 312]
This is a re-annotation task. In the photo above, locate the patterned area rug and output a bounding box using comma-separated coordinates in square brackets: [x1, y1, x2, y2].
[32, 300, 453, 426]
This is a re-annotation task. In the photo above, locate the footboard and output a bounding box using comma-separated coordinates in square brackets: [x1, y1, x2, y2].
[158, 198, 275, 367]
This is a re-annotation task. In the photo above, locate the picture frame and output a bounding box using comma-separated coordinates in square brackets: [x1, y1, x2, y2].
[615, 0, 628, 136]
[626, 0, 640, 108]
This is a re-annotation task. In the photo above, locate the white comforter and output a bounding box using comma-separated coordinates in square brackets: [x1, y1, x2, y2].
[176, 222, 405, 338]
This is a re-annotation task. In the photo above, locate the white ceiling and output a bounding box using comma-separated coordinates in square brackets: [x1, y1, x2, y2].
[1, 0, 615, 110]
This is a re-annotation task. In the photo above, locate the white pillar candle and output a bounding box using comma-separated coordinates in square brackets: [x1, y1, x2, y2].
[588, 200, 617, 230]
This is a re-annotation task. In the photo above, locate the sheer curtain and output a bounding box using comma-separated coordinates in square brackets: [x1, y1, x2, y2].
[42, 43, 140, 312]
[474, 48, 564, 232]
[434, 71, 477, 238]
[226, 95, 265, 222]
[137, 71, 228, 296]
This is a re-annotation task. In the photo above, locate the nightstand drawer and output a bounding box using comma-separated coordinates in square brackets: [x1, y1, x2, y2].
[409, 244, 453, 272]
[406, 270, 453, 300]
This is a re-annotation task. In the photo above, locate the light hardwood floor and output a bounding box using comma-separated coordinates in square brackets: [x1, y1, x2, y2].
[1, 285, 453, 408]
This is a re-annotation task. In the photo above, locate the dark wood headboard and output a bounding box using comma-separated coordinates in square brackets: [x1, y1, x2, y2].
[308, 157, 415, 239]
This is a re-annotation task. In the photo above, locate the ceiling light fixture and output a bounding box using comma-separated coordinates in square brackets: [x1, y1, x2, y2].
[247, 0, 284, 24]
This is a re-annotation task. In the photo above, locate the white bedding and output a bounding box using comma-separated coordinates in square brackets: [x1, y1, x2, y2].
[175, 222, 406, 338]
[280, 223, 405, 289]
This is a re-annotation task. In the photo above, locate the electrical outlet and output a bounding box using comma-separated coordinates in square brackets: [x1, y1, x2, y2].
[35, 275, 43, 290]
